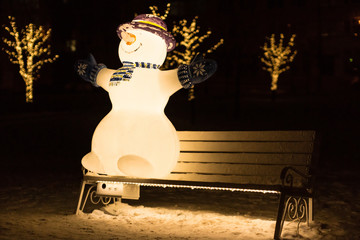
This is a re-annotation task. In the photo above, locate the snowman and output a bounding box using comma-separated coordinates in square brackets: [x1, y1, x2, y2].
[75, 14, 216, 178]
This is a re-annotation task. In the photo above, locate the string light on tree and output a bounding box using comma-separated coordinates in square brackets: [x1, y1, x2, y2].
[260, 34, 297, 93]
[149, 3, 171, 20]
[150, 3, 224, 101]
[2, 16, 59, 103]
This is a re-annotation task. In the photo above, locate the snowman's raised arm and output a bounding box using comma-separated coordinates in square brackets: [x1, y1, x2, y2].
[96, 68, 116, 92]
[160, 55, 218, 96]
[160, 69, 183, 96]
[75, 54, 113, 91]
[177, 55, 217, 89]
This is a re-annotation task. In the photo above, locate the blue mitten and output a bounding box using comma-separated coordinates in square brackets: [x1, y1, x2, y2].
[74, 54, 106, 87]
[177, 54, 217, 89]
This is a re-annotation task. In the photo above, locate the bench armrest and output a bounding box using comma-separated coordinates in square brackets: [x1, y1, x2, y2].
[280, 166, 312, 190]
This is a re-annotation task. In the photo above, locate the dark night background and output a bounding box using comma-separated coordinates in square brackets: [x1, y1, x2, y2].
[1, 0, 360, 172]
[0, 1, 360, 237]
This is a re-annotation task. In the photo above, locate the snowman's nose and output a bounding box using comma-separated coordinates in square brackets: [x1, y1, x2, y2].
[121, 32, 136, 45]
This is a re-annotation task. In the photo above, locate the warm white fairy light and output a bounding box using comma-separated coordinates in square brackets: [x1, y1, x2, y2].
[149, 3, 171, 20]
[2, 16, 59, 103]
[168, 17, 223, 68]
[260, 34, 297, 91]
[96, 180, 280, 194]
[149, 3, 223, 101]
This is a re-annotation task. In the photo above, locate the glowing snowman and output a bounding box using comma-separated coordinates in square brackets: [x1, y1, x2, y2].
[76, 14, 216, 178]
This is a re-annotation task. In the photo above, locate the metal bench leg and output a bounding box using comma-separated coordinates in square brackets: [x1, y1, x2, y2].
[76, 180, 86, 215]
[274, 194, 312, 239]
[274, 192, 286, 240]
[308, 197, 313, 224]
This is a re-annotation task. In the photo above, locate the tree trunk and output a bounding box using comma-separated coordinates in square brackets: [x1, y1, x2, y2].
[270, 74, 279, 101]
[271, 74, 279, 92]
[24, 77, 33, 103]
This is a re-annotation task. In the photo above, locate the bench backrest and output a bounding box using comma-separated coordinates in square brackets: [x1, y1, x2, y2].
[163, 131, 317, 187]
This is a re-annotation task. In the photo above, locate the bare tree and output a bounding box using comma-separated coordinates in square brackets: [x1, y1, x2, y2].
[2, 16, 59, 103]
[261, 34, 297, 93]
[150, 3, 223, 101]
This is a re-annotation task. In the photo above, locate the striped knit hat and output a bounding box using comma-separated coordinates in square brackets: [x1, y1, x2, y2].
[116, 14, 176, 52]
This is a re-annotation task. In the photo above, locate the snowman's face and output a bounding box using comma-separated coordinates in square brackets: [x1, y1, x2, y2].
[118, 29, 167, 66]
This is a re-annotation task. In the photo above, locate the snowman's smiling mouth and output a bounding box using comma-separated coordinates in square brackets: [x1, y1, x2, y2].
[122, 43, 142, 54]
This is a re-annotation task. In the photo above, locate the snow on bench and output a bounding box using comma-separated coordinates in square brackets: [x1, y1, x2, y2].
[76, 130, 319, 240]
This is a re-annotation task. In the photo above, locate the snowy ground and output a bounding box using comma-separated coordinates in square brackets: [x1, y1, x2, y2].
[0, 168, 359, 240]
[1, 92, 360, 239]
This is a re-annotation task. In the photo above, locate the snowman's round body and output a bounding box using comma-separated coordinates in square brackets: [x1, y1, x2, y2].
[82, 29, 182, 178]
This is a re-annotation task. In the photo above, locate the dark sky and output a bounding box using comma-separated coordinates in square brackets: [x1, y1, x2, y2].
[2, 0, 360, 96]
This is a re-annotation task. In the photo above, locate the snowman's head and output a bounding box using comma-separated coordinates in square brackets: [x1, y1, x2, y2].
[118, 29, 167, 65]
[116, 14, 176, 66]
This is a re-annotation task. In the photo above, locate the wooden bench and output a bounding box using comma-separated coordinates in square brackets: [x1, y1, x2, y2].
[76, 130, 319, 240]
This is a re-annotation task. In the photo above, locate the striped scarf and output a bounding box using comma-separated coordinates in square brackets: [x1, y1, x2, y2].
[109, 61, 160, 86]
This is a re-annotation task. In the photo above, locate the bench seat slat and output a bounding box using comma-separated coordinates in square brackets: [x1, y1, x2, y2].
[84, 173, 304, 187]
[171, 162, 308, 176]
[83, 174, 286, 191]
[164, 173, 305, 186]
[179, 152, 311, 165]
[178, 131, 315, 141]
[180, 141, 314, 153]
